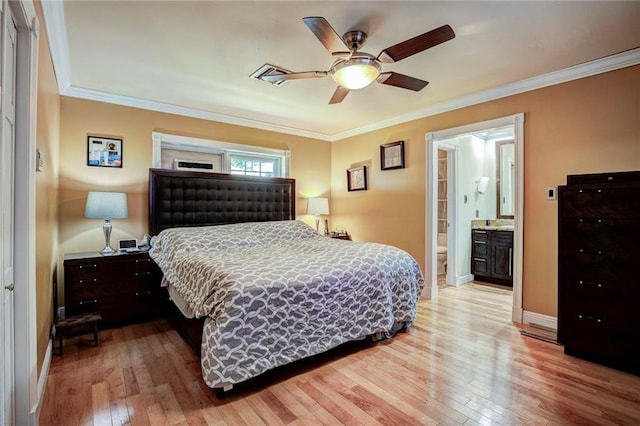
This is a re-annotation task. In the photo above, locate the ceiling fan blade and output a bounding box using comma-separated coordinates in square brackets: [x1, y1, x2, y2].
[261, 71, 328, 83]
[377, 24, 455, 63]
[377, 72, 429, 91]
[303, 17, 348, 54]
[329, 86, 350, 104]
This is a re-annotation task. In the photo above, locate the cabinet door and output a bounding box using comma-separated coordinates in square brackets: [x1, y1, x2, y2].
[492, 243, 512, 281]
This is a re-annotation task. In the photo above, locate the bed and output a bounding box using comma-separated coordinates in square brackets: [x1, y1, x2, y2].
[147, 168, 424, 393]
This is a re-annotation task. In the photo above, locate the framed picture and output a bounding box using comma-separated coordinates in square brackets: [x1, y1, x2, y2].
[347, 165, 367, 191]
[87, 135, 122, 168]
[380, 140, 405, 170]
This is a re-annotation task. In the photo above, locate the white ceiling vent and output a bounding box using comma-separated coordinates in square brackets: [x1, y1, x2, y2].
[250, 63, 292, 86]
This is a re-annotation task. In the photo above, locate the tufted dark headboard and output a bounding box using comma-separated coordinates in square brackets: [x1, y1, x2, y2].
[148, 168, 296, 235]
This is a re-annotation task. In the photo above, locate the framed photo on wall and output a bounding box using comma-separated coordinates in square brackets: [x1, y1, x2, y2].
[87, 135, 123, 168]
[380, 140, 405, 170]
[347, 165, 367, 191]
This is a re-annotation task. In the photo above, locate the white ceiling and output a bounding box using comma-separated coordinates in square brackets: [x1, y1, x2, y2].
[42, 1, 640, 141]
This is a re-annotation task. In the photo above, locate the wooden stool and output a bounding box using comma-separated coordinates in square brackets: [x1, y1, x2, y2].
[55, 312, 102, 356]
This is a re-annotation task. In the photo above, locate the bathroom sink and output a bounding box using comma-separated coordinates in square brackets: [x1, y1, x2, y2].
[471, 225, 514, 231]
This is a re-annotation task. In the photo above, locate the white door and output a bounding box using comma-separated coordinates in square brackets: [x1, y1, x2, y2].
[1, 2, 17, 424]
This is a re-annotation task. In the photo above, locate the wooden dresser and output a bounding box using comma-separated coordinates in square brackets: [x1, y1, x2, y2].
[557, 171, 640, 375]
[64, 251, 160, 327]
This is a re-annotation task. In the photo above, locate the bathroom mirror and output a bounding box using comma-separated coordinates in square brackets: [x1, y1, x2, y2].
[496, 140, 515, 218]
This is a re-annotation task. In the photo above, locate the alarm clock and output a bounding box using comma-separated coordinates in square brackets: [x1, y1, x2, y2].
[118, 238, 138, 253]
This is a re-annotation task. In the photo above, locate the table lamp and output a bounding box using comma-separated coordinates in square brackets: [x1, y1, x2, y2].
[84, 191, 128, 255]
[307, 197, 329, 234]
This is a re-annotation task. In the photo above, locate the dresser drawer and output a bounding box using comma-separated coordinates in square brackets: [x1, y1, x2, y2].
[560, 218, 638, 252]
[562, 316, 639, 369]
[66, 291, 157, 324]
[560, 286, 629, 321]
[65, 272, 154, 303]
[560, 187, 640, 218]
[560, 251, 635, 287]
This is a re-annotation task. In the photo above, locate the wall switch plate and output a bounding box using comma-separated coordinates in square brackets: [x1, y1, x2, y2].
[546, 187, 556, 200]
[36, 149, 44, 172]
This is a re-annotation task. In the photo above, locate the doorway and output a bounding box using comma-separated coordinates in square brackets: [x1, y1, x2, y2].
[436, 144, 456, 288]
[425, 114, 525, 323]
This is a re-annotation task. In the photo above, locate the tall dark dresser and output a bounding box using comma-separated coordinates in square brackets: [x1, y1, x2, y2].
[558, 171, 640, 375]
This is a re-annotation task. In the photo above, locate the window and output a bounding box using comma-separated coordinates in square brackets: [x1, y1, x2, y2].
[152, 132, 289, 177]
[229, 154, 280, 177]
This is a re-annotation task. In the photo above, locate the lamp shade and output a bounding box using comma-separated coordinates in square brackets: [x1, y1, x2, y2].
[307, 197, 329, 215]
[84, 191, 128, 219]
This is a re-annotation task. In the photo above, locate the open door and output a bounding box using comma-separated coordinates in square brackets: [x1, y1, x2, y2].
[0, 3, 17, 424]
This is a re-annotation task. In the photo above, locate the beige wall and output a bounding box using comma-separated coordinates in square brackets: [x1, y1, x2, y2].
[331, 65, 639, 317]
[35, 2, 60, 377]
[46, 61, 639, 381]
[58, 98, 332, 297]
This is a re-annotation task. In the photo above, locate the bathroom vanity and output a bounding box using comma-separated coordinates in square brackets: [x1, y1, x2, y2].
[471, 227, 513, 286]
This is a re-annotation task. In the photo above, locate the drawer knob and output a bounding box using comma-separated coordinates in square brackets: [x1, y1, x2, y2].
[135, 290, 152, 297]
[136, 258, 151, 263]
[79, 299, 98, 305]
[473, 258, 487, 262]
[79, 278, 97, 284]
[135, 272, 151, 277]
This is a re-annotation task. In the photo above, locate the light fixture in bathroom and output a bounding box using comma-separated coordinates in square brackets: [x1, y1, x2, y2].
[476, 176, 490, 194]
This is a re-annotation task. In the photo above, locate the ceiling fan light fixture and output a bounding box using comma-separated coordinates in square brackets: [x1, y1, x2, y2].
[331, 58, 381, 90]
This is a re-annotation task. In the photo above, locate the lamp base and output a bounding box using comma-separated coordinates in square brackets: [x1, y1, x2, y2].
[100, 245, 116, 256]
[101, 219, 115, 255]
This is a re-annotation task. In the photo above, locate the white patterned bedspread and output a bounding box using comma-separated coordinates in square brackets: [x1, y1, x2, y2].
[149, 220, 424, 388]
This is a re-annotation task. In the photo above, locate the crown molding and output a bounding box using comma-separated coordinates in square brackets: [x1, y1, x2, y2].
[40, 0, 70, 93]
[332, 48, 640, 141]
[41, 0, 639, 143]
[63, 85, 333, 141]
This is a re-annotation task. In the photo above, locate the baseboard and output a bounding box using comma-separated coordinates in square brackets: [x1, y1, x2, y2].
[456, 274, 474, 286]
[421, 282, 437, 299]
[512, 305, 524, 324]
[34, 338, 53, 422]
[523, 310, 557, 331]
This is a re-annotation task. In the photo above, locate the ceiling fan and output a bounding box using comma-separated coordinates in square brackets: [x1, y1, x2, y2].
[260, 17, 455, 104]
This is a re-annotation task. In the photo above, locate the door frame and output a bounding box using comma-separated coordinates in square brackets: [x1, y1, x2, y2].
[9, 0, 38, 424]
[1, 2, 19, 424]
[425, 113, 525, 323]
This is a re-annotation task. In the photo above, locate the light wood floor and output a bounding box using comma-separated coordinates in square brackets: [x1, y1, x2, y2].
[40, 283, 640, 425]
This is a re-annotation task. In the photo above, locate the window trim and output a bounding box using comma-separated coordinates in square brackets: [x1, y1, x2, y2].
[151, 131, 290, 176]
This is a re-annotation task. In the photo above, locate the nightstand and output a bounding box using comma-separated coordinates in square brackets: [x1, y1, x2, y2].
[63, 251, 160, 327]
[330, 234, 351, 241]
